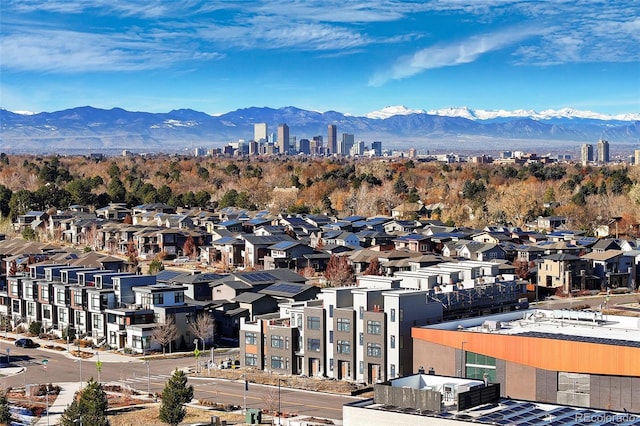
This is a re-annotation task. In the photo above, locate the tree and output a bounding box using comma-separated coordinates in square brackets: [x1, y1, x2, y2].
[324, 255, 355, 287]
[188, 312, 215, 348]
[0, 389, 13, 425]
[363, 258, 381, 276]
[152, 316, 178, 355]
[60, 378, 109, 426]
[183, 235, 196, 259]
[148, 258, 164, 275]
[159, 369, 194, 426]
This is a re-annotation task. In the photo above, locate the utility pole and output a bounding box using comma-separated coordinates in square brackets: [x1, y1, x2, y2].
[43, 359, 50, 426]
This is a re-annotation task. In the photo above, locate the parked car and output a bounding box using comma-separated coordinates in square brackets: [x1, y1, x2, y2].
[14, 338, 39, 348]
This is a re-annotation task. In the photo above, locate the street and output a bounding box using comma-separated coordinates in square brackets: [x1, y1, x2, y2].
[0, 343, 360, 420]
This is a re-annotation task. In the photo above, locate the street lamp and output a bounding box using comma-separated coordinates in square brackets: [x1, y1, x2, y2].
[145, 361, 150, 397]
[42, 359, 50, 426]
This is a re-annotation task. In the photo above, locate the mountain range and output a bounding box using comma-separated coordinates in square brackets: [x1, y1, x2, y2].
[0, 105, 638, 154]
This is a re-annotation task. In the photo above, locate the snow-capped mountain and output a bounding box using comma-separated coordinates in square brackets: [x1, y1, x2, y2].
[0, 105, 638, 154]
[421, 106, 640, 122]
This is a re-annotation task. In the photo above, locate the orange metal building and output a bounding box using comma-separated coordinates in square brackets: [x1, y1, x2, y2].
[412, 310, 640, 413]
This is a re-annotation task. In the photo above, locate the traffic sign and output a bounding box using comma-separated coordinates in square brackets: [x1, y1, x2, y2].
[194, 348, 201, 358]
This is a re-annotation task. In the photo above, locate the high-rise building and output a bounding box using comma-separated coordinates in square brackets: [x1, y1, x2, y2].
[597, 139, 609, 164]
[581, 144, 593, 165]
[299, 139, 310, 155]
[372, 141, 382, 156]
[277, 123, 289, 154]
[312, 136, 323, 155]
[328, 124, 337, 154]
[339, 133, 354, 156]
[254, 123, 267, 143]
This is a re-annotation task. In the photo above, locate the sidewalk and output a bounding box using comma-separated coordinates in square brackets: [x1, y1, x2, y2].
[34, 381, 82, 426]
[0, 332, 144, 364]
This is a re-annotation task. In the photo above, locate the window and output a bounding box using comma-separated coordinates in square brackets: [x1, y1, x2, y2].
[245, 332, 257, 345]
[41, 286, 49, 300]
[329, 304, 334, 318]
[245, 353, 258, 366]
[466, 352, 497, 383]
[271, 356, 284, 369]
[174, 292, 184, 303]
[27, 303, 35, 316]
[74, 292, 82, 306]
[337, 318, 351, 332]
[307, 338, 321, 352]
[271, 335, 284, 349]
[390, 308, 396, 322]
[12, 300, 20, 313]
[76, 313, 84, 326]
[132, 335, 143, 349]
[329, 358, 334, 371]
[390, 364, 396, 378]
[399, 309, 404, 321]
[58, 307, 67, 322]
[367, 320, 381, 335]
[329, 331, 333, 343]
[337, 340, 351, 354]
[359, 361, 364, 374]
[307, 316, 321, 330]
[90, 294, 101, 310]
[43, 307, 51, 320]
[93, 315, 102, 329]
[25, 285, 33, 298]
[359, 306, 364, 319]
[390, 335, 395, 349]
[56, 289, 65, 303]
[10, 282, 19, 297]
[109, 331, 117, 345]
[367, 342, 382, 357]
[153, 293, 164, 305]
[359, 332, 364, 346]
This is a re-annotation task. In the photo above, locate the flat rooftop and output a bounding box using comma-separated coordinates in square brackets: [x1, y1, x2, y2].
[424, 309, 640, 348]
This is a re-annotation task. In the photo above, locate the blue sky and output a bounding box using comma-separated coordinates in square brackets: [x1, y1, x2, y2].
[1, 0, 639, 116]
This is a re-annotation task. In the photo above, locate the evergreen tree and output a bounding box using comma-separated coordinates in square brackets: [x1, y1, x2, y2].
[0, 390, 13, 425]
[159, 369, 194, 426]
[60, 378, 109, 426]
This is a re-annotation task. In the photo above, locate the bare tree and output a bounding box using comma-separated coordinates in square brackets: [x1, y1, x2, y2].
[324, 254, 355, 287]
[151, 316, 178, 356]
[189, 312, 215, 349]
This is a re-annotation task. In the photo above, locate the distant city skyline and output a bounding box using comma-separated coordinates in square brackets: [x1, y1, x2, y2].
[1, 1, 639, 116]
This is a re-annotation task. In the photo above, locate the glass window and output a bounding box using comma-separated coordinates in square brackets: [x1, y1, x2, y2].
[76, 313, 84, 326]
[271, 356, 283, 369]
[245, 332, 257, 345]
[43, 307, 51, 320]
[245, 353, 258, 366]
[329, 358, 334, 371]
[329, 304, 334, 318]
[58, 307, 66, 322]
[307, 338, 321, 352]
[271, 335, 284, 349]
[359, 332, 364, 346]
[329, 330, 333, 343]
[306, 316, 321, 330]
[90, 295, 101, 310]
[93, 315, 102, 329]
[390, 335, 395, 349]
[337, 340, 351, 354]
[359, 306, 364, 319]
[41, 286, 49, 300]
[337, 318, 351, 332]
[367, 320, 381, 335]
[74, 292, 82, 306]
[153, 293, 164, 305]
[359, 361, 364, 374]
[367, 342, 382, 357]
[174, 292, 184, 303]
[27, 303, 34, 316]
[390, 364, 396, 378]
[390, 308, 396, 322]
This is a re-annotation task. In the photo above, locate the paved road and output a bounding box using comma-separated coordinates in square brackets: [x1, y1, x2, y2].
[0, 344, 359, 420]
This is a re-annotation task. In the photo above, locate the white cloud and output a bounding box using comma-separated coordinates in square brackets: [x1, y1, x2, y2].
[369, 27, 545, 86]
